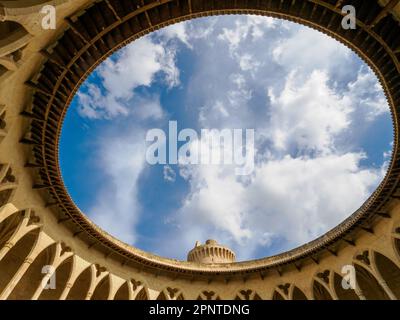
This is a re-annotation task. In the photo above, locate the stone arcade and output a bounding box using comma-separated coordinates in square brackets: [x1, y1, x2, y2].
[0, 0, 400, 300]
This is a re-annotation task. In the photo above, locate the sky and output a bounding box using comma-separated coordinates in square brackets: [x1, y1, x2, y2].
[60, 15, 393, 261]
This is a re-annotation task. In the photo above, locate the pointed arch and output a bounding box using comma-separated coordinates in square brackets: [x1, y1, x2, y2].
[66, 265, 92, 300]
[333, 272, 359, 300]
[176, 293, 185, 300]
[0, 209, 23, 249]
[135, 287, 148, 300]
[0, 21, 31, 66]
[8, 242, 57, 299]
[272, 291, 285, 300]
[355, 264, 389, 300]
[292, 286, 307, 300]
[0, 228, 39, 295]
[91, 274, 111, 300]
[38, 255, 74, 300]
[373, 252, 400, 299]
[156, 291, 167, 300]
[0, 188, 13, 207]
[313, 280, 333, 300]
[114, 281, 130, 300]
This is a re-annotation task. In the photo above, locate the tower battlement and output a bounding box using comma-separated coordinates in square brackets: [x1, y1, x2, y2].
[187, 239, 236, 264]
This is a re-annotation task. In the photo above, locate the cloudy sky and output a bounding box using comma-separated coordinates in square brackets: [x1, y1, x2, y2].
[60, 15, 393, 261]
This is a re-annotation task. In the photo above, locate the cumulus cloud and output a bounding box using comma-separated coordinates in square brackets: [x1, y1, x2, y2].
[346, 67, 388, 119]
[266, 70, 352, 154]
[165, 63, 385, 259]
[77, 36, 180, 119]
[167, 152, 382, 260]
[272, 25, 352, 75]
[155, 16, 391, 260]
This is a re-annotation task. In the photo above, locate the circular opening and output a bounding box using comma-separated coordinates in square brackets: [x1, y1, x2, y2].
[59, 15, 392, 262]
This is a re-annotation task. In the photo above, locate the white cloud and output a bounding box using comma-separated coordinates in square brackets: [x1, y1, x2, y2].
[346, 67, 388, 120]
[87, 126, 147, 244]
[159, 22, 192, 48]
[77, 36, 180, 119]
[77, 30, 185, 242]
[133, 96, 164, 120]
[169, 151, 382, 260]
[187, 18, 217, 39]
[218, 15, 276, 53]
[266, 70, 352, 153]
[163, 165, 176, 182]
[76, 83, 129, 120]
[272, 25, 352, 75]
[238, 53, 261, 72]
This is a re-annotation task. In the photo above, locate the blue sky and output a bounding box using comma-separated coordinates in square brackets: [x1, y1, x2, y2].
[60, 15, 393, 261]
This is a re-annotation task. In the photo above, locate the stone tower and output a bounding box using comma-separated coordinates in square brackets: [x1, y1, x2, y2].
[187, 240, 236, 264]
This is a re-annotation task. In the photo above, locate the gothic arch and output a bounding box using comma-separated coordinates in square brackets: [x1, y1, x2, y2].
[0, 208, 42, 265]
[66, 265, 92, 300]
[272, 291, 285, 300]
[0, 188, 13, 208]
[91, 274, 111, 300]
[176, 293, 184, 300]
[156, 291, 167, 300]
[0, 209, 24, 250]
[333, 272, 359, 300]
[373, 251, 400, 299]
[0, 230, 55, 299]
[272, 283, 307, 300]
[7, 242, 57, 299]
[0, 21, 31, 79]
[354, 264, 389, 300]
[313, 280, 334, 300]
[155, 287, 184, 300]
[114, 280, 130, 300]
[134, 287, 149, 300]
[292, 286, 308, 300]
[38, 255, 74, 300]
[0, 227, 39, 296]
